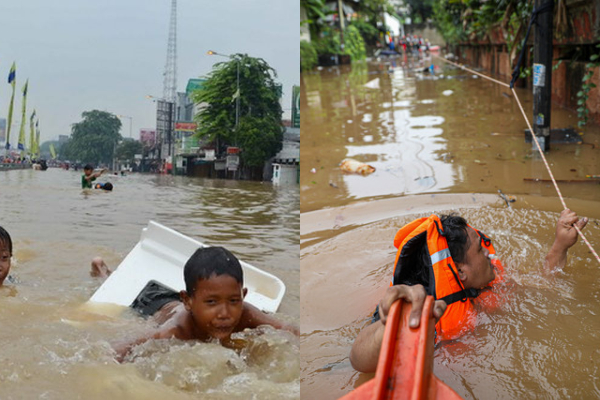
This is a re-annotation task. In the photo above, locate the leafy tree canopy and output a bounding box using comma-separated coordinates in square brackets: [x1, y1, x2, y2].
[62, 110, 121, 165]
[192, 54, 283, 167]
[115, 138, 143, 163]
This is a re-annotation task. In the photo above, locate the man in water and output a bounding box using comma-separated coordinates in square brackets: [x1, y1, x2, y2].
[349, 209, 588, 373]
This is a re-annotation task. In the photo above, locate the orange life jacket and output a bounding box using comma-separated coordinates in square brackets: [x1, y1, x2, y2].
[391, 215, 501, 340]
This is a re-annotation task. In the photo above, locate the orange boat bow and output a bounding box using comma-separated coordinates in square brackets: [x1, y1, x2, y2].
[341, 297, 463, 400]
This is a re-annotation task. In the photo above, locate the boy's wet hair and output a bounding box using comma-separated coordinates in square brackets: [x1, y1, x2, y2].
[184, 246, 243, 295]
[83, 164, 93, 171]
[440, 214, 470, 264]
[103, 182, 113, 191]
[0, 226, 13, 255]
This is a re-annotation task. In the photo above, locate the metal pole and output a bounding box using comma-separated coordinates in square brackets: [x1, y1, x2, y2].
[532, 0, 553, 152]
[169, 101, 175, 175]
[236, 59, 240, 129]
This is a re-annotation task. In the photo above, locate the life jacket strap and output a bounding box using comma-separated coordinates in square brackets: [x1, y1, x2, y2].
[438, 288, 479, 305]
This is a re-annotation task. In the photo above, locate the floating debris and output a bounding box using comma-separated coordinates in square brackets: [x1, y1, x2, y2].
[364, 78, 380, 89]
[340, 158, 375, 176]
[498, 189, 515, 208]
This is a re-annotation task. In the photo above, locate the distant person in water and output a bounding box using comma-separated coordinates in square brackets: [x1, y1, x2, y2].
[81, 164, 107, 189]
[94, 182, 113, 191]
[349, 209, 588, 373]
[91, 246, 298, 362]
[0, 226, 13, 286]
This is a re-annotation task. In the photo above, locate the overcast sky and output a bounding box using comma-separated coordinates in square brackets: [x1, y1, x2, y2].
[0, 0, 299, 144]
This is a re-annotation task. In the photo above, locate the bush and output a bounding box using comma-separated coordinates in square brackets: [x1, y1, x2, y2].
[345, 25, 367, 61]
[350, 20, 379, 46]
[313, 27, 366, 62]
[314, 30, 342, 55]
[300, 40, 318, 71]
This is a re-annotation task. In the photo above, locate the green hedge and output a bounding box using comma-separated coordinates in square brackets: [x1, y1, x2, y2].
[301, 40, 318, 71]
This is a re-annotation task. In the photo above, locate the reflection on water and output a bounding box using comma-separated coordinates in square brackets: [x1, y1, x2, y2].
[0, 169, 298, 399]
[301, 57, 600, 398]
[301, 59, 600, 212]
[300, 203, 600, 399]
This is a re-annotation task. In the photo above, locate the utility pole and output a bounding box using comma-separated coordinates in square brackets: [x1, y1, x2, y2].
[532, 0, 553, 152]
[337, 0, 345, 50]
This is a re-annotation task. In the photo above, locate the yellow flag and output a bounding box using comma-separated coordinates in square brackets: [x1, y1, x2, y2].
[17, 79, 28, 151]
[5, 62, 16, 150]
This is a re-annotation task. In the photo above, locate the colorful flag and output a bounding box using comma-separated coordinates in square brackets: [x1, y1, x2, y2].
[17, 80, 28, 151]
[5, 63, 16, 150]
[8, 62, 15, 87]
[29, 109, 36, 156]
[49, 142, 56, 159]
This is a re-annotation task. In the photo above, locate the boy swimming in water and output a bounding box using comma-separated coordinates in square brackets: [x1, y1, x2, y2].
[96, 246, 297, 361]
[81, 164, 107, 189]
[94, 182, 113, 191]
[0, 226, 13, 286]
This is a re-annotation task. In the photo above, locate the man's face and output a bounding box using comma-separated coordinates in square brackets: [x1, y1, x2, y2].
[183, 274, 245, 341]
[0, 241, 12, 286]
[459, 228, 496, 289]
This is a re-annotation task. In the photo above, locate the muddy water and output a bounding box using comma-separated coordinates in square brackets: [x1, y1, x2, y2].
[0, 169, 299, 399]
[300, 57, 600, 213]
[300, 57, 600, 399]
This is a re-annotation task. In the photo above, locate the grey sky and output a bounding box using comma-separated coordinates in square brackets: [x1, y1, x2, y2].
[0, 0, 299, 144]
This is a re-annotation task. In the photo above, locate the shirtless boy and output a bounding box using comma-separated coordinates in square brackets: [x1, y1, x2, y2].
[93, 246, 297, 361]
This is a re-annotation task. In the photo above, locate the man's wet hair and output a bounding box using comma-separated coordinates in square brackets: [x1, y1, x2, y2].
[183, 246, 243, 295]
[103, 182, 113, 191]
[83, 164, 93, 171]
[0, 226, 13, 255]
[440, 214, 470, 264]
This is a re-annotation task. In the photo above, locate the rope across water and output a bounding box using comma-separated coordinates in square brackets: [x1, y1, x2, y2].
[432, 54, 600, 265]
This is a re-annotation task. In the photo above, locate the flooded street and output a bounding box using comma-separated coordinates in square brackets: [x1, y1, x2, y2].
[300, 57, 600, 212]
[0, 169, 299, 399]
[300, 56, 600, 399]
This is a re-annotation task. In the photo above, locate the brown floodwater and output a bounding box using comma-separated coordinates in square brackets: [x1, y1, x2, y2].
[300, 55, 600, 213]
[0, 168, 299, 399]
[300, 55, 600, 399]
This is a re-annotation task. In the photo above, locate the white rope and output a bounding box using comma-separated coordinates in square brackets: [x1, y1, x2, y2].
[433, 55, 600, 265]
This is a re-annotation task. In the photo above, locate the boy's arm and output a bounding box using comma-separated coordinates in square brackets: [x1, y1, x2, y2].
[112, 326, 176, 362]
[349, 284, 446, 373]
[93, 168, 107, 178]
[239, 302, 299, 335]
[544, 209, 588, 272]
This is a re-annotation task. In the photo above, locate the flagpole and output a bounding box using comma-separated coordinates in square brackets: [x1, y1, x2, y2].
[17, 79, 29, 156]
[29, 110, 36, 159]
[35, 119, 41, 158]
[5, 62, 16, 158]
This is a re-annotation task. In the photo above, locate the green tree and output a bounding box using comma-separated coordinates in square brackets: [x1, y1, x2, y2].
[40, 140, 62, 159]
[301, 0, 330, 38]
[115, 138, 143, 164]
[62, 110, 121, 165]
[406, 0, 436, 24]
[192, 54, 283, 168]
